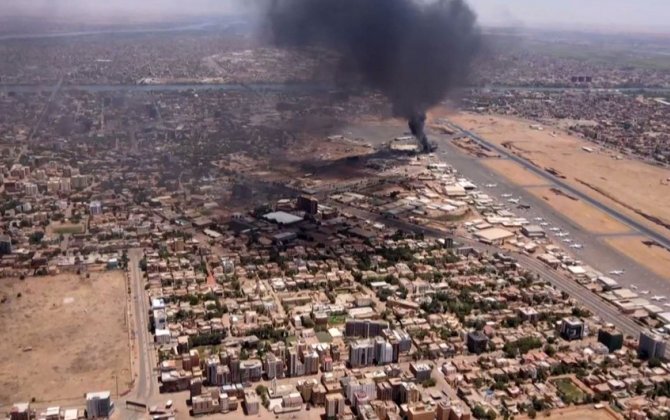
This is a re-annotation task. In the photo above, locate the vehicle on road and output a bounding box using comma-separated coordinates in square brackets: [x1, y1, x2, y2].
[485, 183, 497, 188]
[609, 270, 625, 276]
[501, 193, 512, 198]
[540, 222, 549, 226]
[562, 238, 572, 243]
[507, 198, 520, 204]
[569, 244, 584, 249]
[534, 217, 544, 221]
[641, 290, 650, 295]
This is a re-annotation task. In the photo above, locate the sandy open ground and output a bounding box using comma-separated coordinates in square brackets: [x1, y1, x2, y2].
[605, 236, 670, 280]
[0, 271, 131, 405]
[445, 112, 670, 237]
[526, 187, 631, 235]
[516, 405, 622, 420]
[481, 158, 550, 186]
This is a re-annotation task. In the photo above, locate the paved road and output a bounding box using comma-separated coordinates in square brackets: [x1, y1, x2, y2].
[452, 124, 670, 251]
[332, 202, 641, 338]
[126, 249, 156, 417]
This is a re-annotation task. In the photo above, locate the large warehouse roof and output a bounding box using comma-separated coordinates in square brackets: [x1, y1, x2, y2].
[264, 211, 303, 225]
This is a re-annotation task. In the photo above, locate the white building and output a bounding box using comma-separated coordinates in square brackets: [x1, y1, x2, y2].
[85, 391, 112, 418]
[155, 328, 171, 345]
[89, 201, 102, 216]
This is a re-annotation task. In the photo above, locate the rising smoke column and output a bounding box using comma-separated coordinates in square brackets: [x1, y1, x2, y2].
[268, 0, 481, 152]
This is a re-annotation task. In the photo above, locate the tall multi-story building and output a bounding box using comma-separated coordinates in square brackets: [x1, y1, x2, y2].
[377, 381, 393, 401]
[287, 347, 306, 377]
[297, 195, 319, 215]
[23, 182, 39, 196]
[71, 174, 92, 190]
[374, 337, 393, 365]
[240, 359, 263, 383]
[398, 382, 421, 404]
[0, 235, 12, 256]
[410, 362, 432, 382]
[206, 356, 221, 386]
[244, 391, 260, 415]
[346, 319, 389, 338]
[9, 403, 30, 420]
[47, 178, 60, 194]
[383, 328, 411, 361]
[264, 353, 285, 379]
[349, 339, 375, 368]
[322, 356, 333, 372]
[85, 391, 112, 418]
[466, 331, 489, 355]
[325, 393, 345, 418]
[304, 350, 320, 375]
[89, 200, 102, 216]
[59, 177, 71, 193]
[192, 395, 219, 415]
[560, 317, 585, 341]
[229, 354, 241, 384]
[639, 330, 668, 360]
[598, 327, 624, 353]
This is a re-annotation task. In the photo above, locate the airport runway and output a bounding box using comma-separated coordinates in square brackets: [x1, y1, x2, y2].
[433, 131, 670, 300]
[452, 125, 670, 251]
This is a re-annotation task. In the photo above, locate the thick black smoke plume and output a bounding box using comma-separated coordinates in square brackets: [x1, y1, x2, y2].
[269, 0, 481, 152]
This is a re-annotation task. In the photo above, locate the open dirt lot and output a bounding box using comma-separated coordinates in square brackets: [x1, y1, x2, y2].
[517, 406, 622, 420]
[605, 236, 670, 280]
[446, 112, 670, 237]
[0, 271, 131, 405]
[526, 187, 631, 235]
[481, 158, 549, 186]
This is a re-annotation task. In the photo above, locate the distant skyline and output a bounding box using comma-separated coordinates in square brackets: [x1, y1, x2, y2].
[0, 0, 669, 34]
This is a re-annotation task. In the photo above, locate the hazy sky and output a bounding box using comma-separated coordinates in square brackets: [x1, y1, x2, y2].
[1, 0, 669, 33]
[469, 0, 670, 31]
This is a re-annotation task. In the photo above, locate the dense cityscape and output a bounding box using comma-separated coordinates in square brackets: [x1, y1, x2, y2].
[1, 2, 670, 420]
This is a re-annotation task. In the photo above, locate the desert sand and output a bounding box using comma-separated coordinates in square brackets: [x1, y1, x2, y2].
[527, 186, 631, 235]
[0, 271, 131, 405]
[481, 158, 550, 186]
[605, 236, 670, 280]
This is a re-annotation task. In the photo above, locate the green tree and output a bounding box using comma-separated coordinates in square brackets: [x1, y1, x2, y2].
[29, 231, 45, 245]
